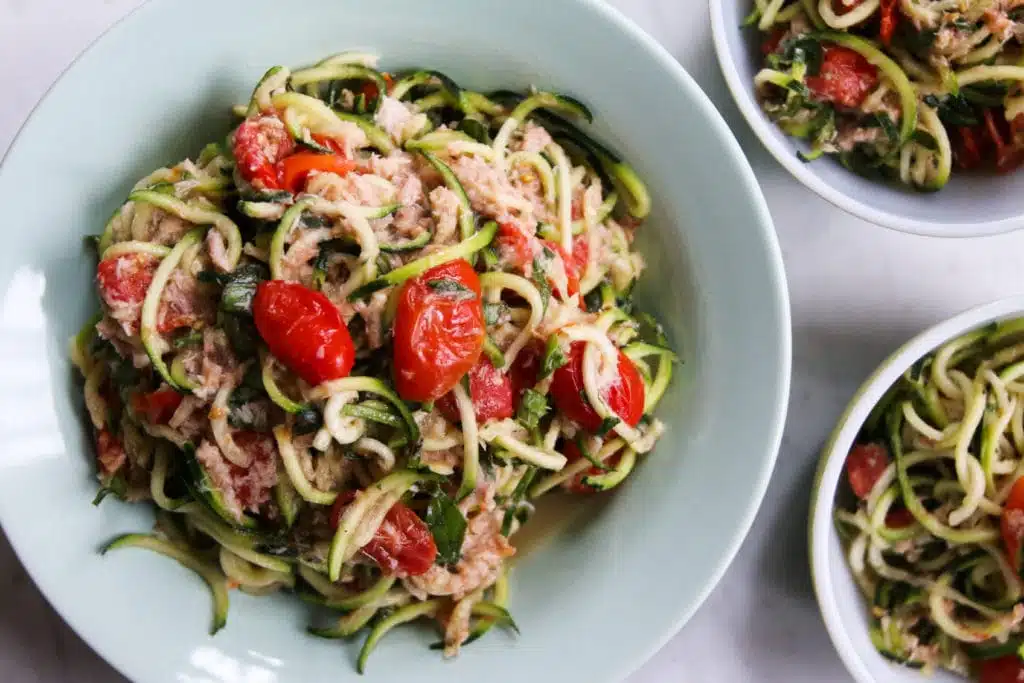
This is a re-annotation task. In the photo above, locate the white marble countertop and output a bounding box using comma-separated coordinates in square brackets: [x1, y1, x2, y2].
[4, 1, 1024, 681]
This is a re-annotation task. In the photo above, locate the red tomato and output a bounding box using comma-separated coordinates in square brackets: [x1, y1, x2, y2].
[806, 46, 879, 109]
[845, 443, 889, 499]
[543, 236, 589, 298]
[330, 493, 437, 577]
[885, 507, 915, 529]
[277, 152, 358, 193]
[978, 655, 1024, 683]
[436, 357, 515, 423]
[879, 0, 899, 45]
[954, 126, 985, 170]
[549, 341, 645, 432]
[358, 73, 395, 103]
[495, 223, 536, 269]
[983, 109, 1024, 174]
[130, 388, 183, 425]
[252, 281, 355, 386]
[95, 429, 126, 476]
[96, 253, 158, 306]
[761, 28, 786, 56]
[509, 340, 543, 403]
[562, 439, 623, 494]
[232, 116, 294, 190]
[392, 259, 485, 402]
[1001, 477, 1024, 571]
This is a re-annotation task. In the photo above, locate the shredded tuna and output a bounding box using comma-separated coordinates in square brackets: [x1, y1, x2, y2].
[513, 122, 554, 154]
[95, 316, 150, 367]
[183, 328, 239, 400]
[429, 186, 462, 246]
[158, 270, 216, 332]
[194, 437, 278, 521]
[352, 290, 389, 349]
[280, 227, 332, 283]
[206, 230, 233, 272]
[449, 155, 535, 231]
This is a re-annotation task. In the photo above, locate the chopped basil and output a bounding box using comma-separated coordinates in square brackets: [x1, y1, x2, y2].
[923, 93, 979, 128]
[539, 336, 567, 379]
[220, 263, 269, 315]
[311, 238, 358, 290]
[769, 35, 823, 77]
[427, 278, 476, 300]
[425, 489, 467, 566]
[896, 24, 937, 60]
[595, 416, 620, 437]
[961, 83, 1009, 108]
[531, 248, 554, 314]
[863, 112, 899, 144]
[516, 389, 549, 431]
[220, 312, 260, 360]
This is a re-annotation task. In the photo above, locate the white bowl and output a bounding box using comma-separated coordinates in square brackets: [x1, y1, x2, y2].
[809, 296, 1024, 683]
[708, 0, 1024, 237]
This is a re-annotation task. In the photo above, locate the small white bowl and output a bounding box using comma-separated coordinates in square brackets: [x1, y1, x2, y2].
[809, 295, 1024, 683]
[708, 0, 1024, 237]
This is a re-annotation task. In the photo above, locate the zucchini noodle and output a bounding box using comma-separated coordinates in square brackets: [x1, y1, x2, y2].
[72, 50, 674, 673]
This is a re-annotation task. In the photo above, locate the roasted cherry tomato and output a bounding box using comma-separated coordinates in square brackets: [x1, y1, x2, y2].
[495, 222, 536, 269]
[954, 126, 985, 170]
[761, 28, 786, 56]
[392, 259, 485, 402]
[543, 236, 589, 298]
[95, 429, 127, 476]
[978, 655, 1024, 683]
[358, 73, 394, 103]
[130, 388, 183, 425]
[1001, 476, 1024, 572]
[436, 357, 515, 424]
[278, 152, 358, 193]
[96, 253, 157, 306]
[509, 340, 544, 405]
[549, 341, 645, 432]
[845, 442, 889, 499]
[330, 492, 437, 577]
[878, 0, 899, 45]
[252, 281, 354, 386]
[232, 115, 295, 190]
[884, 507, 915, 529]
[984, 109, 1024, 174]
[806, 46, 879, 109]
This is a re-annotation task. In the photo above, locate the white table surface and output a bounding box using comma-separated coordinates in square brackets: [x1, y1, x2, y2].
[4, 1, 1024, 681]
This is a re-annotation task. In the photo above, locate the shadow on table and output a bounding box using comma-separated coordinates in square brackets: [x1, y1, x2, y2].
[0, 528, 128, 683]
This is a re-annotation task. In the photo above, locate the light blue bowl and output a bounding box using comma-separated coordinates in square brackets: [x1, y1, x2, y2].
[0, 1, 790, 681]
[710, 0, 1024, 237]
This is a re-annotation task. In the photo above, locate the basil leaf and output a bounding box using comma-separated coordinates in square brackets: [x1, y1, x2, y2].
[427, 278, 476, 300]
[293, 408, 323, 435]
[539, 336, 567, 380]
[595, 416, 620, 437]
[531, 248, 554, 314]
[220, 312, 260, 360]
[923, 93, 979, 127]
[864, 113, 899, 143]
[779, 35, 823, 76]
[517, 389, 549, 431]
[198, 270, 229, 286]
[220, 263, 269, 315]
[426, 489, 468, 566]
[911, 130, 939, 151]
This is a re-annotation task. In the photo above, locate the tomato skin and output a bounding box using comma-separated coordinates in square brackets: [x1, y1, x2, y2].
[954, 126, 985, 170]
[277, 152, 358, 193]
[95, 429, 127, 476]
[884, 507, 915, 529]
[131, 388, 183, 425]
[549, 342, 645, 432]
[330, 493, 437, 577]
[509, 340, 543, 404]
[761, 28, 786, 56]
[392, 259, 485, 403]
[983, 109, 1024, 174]
[878, 0, 899, 45]
[1001, 476, 1024, 572]
[978, 655, 1024, 683]
[845, 443, 890, 499]
[495, 223, 536, 269]
[252, 281, 354, 386]
[436, 357, 515, 424]
[805, 46, 879, 109]
[232, 116, 294, 190]
[97, 253, 158, 305]
[543, 236, 589, 298]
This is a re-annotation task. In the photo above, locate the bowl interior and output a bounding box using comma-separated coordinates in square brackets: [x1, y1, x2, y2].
[810, 297, 1024, 683]
[0, 0, 790, 681]
[710, 0, 1024, 236]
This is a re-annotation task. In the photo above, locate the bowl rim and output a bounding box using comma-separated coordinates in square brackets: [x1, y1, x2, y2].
[707, 0, 1024, 238]
[0, 0, 793, 681]
[807, 295, 1024, 683]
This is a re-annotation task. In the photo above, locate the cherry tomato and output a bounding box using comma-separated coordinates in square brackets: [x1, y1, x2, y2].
[543, 236, 589, 298]
[509, 340, 544, 404]
[806, 46, 879, 109]
[232, 116, 295, 190]
[130, 388, 183, 425]
[277, 152, 358, 193]
[549, 341, 645, 432]
[495, 222, 536, 269]
[978, 655, 1024, 683]
[96, 253, 158, 306]
[95, 429, 126, 476]
[393, 259, 485, 402]
[358, 73, 395, 104]
[436, 357, 515, 424]
[562, 439, 623, 494]
[983, 109, 1024, 174]
[1001, 476, 1024, 572]
[845, 442, 889, 499]
[884, 507, 915, 529]
[330, 492, 437, 577]
[252, 281, 355, 386]
[878, 0, 899, 45]
[761, 28, 786, 56]
[954, 126, 985, 170]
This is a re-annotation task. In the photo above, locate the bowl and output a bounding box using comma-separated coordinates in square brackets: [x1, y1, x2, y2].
[0, 0, 791, 681]
[809, 296, 1024, 683]
[708, 0, 1024, 237]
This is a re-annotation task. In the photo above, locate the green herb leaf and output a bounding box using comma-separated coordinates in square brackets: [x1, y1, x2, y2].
[427, 278, 476, 300]
[595, 416, 620, 437]
[531, 249, 553, 314]
[517, 389, 549, 431]
[923, 93, 979, 127]
[220, 263, 269, 315]
[220, 312, 260, 360]
[198, 270, 229, 286]
[539, 336, 567, 380]
[896, 24, 937, 60]
[426, 489, 468, 565]
[779, 35, 823, 76]
[864, 112, 899, 143]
